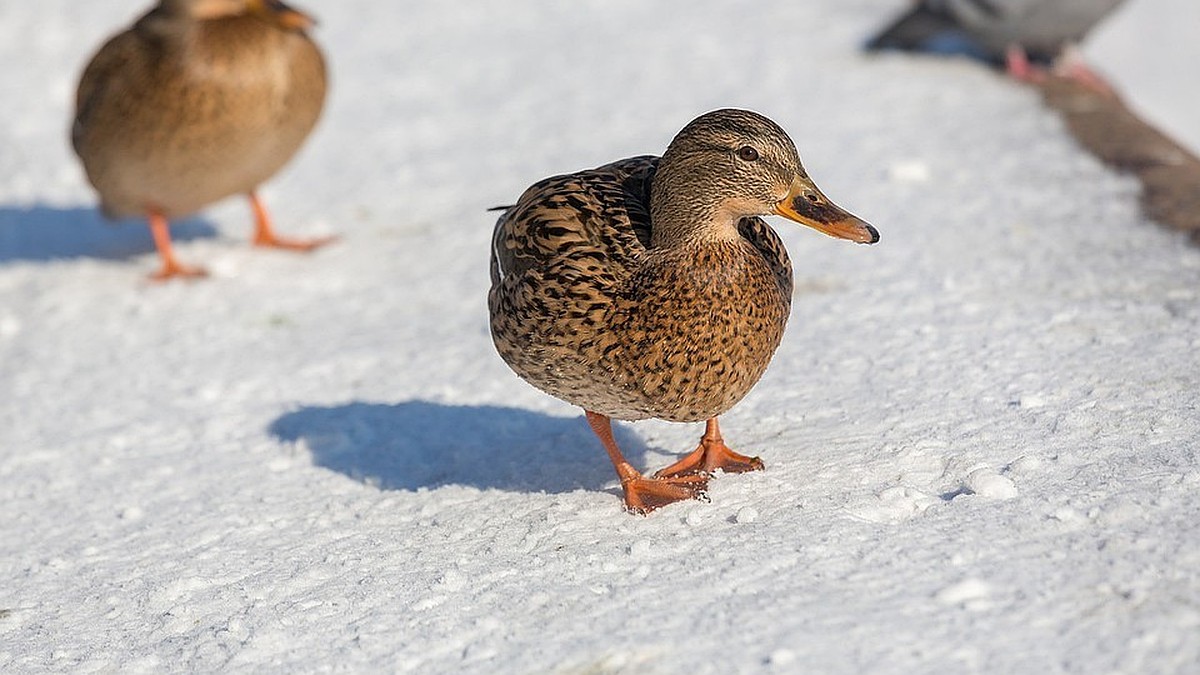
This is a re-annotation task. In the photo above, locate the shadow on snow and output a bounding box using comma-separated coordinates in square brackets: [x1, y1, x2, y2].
[0, 204, 218, 263]
[268, 400, 653, 494]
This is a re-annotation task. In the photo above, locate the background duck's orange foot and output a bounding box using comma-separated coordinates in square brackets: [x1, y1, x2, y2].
[252, 232, 339, 251]
[149, 261, 208, 281]
[247, 191, 338, 252]
[622, 474, 709, 515]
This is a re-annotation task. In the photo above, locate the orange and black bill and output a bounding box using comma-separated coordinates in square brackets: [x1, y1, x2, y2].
[773, 177, 879, 244]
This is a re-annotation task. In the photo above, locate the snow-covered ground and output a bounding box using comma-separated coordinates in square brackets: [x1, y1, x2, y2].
[3, 1, 1198, 672]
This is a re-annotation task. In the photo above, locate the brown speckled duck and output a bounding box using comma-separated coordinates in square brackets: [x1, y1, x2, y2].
[72, 0, 329, 280]
[489, 109, 879, 514]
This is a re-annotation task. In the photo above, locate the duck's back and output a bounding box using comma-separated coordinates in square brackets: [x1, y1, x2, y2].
[489, 157, 793, 423]
[72, 12, 326, 219]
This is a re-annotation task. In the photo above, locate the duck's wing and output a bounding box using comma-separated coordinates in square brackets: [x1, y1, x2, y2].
[72, 30, 142, 156]
[738, 217, 793, 299]
[72, 6, 174, 156]
[490, 155, 657, 289]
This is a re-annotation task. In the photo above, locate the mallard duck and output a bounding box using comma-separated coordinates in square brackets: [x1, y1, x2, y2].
[866, 0, 1125, 91]
[489, 109, 878, 514]
[72, 0, 330, 280]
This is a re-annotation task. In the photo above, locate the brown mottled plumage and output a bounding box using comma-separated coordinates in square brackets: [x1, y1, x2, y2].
[489, 109, 879, 514]
[72, 0, 329, 279]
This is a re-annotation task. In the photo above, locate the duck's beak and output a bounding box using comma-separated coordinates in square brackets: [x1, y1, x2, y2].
[250, 0, 316, 31]
[773, 176, 879, 244]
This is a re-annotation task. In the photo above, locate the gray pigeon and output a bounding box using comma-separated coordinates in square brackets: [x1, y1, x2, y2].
[866, 0, 1127, 65]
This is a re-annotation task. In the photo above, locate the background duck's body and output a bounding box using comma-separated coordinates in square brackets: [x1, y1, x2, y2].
[490, 110, 877, 514]
[72, 0, 328, 278]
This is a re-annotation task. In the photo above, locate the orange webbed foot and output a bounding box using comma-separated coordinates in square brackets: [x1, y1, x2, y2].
[146, 210, 207, 281]
[655, 418, 764, 479]
[252, 231, 339, 252]
[702, 444, 765, 475]
[148, 261, 209, 281]
[247, 191, 337, 252]
[620, 471, 710, 515]
[586, 410, 710, 515]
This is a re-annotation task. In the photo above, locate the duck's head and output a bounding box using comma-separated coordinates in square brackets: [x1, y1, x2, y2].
[162, 0, 315, 30]
[651, 108, 878, 246]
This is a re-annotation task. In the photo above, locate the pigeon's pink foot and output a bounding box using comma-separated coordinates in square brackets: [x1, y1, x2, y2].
[1004, 44, 1048, 84]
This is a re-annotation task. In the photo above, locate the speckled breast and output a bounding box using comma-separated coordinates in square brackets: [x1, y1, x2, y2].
[492, 238, 792, 423]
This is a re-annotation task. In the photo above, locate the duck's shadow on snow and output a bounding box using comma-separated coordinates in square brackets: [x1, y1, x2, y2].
[0, 204, 218, 263]
[268, 401, 651, 494]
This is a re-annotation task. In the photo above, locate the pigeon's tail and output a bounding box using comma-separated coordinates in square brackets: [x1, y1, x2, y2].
[864, 5, 957, 52]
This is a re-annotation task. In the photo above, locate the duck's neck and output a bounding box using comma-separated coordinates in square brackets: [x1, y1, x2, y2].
[648, 158, 743, 249]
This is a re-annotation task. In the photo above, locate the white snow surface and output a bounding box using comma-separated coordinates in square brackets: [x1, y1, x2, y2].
[3, 1, 1199, 673]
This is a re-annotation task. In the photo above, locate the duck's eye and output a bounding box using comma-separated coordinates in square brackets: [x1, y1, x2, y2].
[736, 146, 760, 162]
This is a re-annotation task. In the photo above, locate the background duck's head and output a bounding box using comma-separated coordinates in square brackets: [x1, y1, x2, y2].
[651, 108, 878, 247]
[160, 0, 315, 30]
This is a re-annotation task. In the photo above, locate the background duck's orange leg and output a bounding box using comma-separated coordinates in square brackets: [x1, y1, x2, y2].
[248, 191, 336, 251]
[147, 210, 207, 280]
[585, 411, 708, 514]
[655, 417, 764, 478]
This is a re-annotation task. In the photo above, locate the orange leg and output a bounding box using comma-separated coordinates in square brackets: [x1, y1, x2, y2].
[585, 411, 708, 515]
[248, 191, 336, 251]
[655, 418, 764, 479]
[147, 210, 207, 280]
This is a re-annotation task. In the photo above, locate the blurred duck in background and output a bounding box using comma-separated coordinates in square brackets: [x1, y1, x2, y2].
[865, 0, 1127, 92]
[72, 0, 331, 280]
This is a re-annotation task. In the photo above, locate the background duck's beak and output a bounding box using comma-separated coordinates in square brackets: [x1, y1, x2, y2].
[251, 0, 316, 31]
[773, 177, 879, 244]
